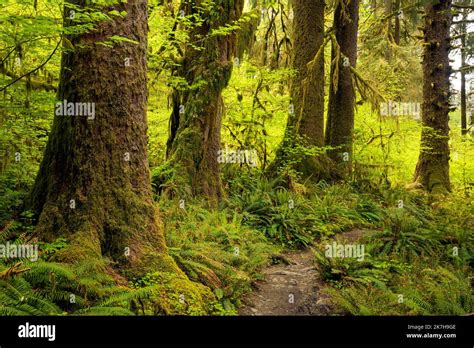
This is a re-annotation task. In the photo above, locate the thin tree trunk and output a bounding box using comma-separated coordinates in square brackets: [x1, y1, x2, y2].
[164, 0, 244, 202]
[29, 0, 178, 276]
[413, 0, 452, 193]
[460, 9, 468, 135]
[461, 51, 467, 135]
[394, 0, 401, 45]
[325, 0, 359, 175]
[384, 0, 393, 60]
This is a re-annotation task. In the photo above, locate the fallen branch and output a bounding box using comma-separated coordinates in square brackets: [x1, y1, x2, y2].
[0, 262, 31, 280]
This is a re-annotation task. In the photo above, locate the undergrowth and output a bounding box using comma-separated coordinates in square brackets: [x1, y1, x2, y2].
[1, 167, 472, 316]
[313, 191, 474, 315]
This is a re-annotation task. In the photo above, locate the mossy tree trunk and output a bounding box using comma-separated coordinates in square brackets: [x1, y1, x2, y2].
[394, 0, 401, 45]
[384, 0, 401, 46]
[270, 0, 331, 181]
[413, 0, 452, 193]
[384, 0, 393, 60]
[325, 0, 359, 175]
[289, 0, 325, 152]
[29, 0, 178, 276]
[165, 0, 244, 201]
[460, 8, 468, 135]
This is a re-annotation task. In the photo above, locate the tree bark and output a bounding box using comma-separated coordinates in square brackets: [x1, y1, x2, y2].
[29, 0, 178, 275]
[413, 0, 452, 193]
[394, 0, 401, 45]
[164, 0, 244, 201]
[384, 0, 393, 60]
[325, 0, 359, 175]
[270, 0, 330, 181]
[460, 8, 468, 135]
[290, 0, 325, 150]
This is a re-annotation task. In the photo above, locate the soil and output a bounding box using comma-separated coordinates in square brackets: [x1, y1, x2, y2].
[239, 229, 371, 315]
[239, 248, 332, 315]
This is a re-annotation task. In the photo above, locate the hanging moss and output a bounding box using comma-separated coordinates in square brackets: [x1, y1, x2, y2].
[269, 0, 334, 182]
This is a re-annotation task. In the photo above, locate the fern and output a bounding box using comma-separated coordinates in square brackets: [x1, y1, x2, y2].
[74, 306, 135, 316]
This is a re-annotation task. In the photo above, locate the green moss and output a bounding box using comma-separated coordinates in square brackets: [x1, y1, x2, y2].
[131, 271, 218, 315]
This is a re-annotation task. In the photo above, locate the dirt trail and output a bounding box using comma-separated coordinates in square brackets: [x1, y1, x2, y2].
[239, 249, 332, 316]
[239, 229, 368, 316]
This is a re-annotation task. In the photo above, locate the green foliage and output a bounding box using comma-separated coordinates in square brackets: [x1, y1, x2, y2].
[226, 173, 320, 247]
[221, 60, 293, 168]
[326, 265, 473, 315]
[0, 0, 472, 319]
[314, 187, 474, 316]
[126, 271, 221, 315]
[0, 227, 218, 316]
[368, 208, 442, 260]
[314, 246, 407, 289]
[160, 197, 279, 311]
[0, 276, 64, 315]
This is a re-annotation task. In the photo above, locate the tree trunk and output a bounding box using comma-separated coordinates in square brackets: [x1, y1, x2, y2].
[325, 0, 359, 175]
[290, 0, 325, 150]
[164, 0, 244, 201]
[384, 0, 393, 60]
[460, 9, 467, 135]
[270, 0, 330, 180]
[413, 0, 452, 193]
[29, 0, 178, 276]
[394, 0, 401, 45]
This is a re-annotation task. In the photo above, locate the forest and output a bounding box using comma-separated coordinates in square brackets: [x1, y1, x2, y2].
[0, 0, 473, 318]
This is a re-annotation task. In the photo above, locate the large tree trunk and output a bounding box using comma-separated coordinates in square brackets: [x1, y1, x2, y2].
[29, 0, 178, 276]
[413, 0, 452, 193]
[164, 0, 244, 202]
[289, 0, 325, 151]
[325, 0, 359, 175]
[270, 0, 330, 181]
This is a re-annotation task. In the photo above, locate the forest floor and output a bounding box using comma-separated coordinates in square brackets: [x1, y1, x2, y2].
[239, 229, 368, 316]
[239, 248, 331, 315]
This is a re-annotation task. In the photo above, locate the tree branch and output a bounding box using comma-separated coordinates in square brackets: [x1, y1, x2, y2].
[0, 38, 61, 92]
[0, 262, 30, 280]
[0, 66, 57, 92]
